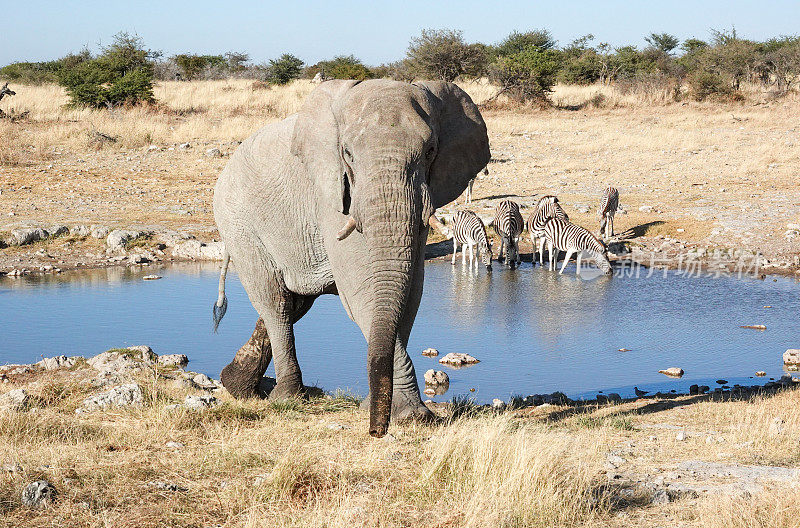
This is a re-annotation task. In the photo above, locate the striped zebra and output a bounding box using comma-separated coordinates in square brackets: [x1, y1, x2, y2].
[542, 218, 612, 275]
[598, 186, 619, 239]
[492, 199, 523, 269]
[449, 210, 493, 271]
[526, 196, 569, 267]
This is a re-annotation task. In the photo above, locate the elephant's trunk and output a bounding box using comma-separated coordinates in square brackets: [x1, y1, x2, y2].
[362, 174, 417, 438]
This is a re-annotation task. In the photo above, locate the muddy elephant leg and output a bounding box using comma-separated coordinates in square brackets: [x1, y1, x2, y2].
[221, 318, 273, 399]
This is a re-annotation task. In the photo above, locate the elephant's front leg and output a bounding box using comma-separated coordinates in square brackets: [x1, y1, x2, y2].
[221, 318, 273, 399]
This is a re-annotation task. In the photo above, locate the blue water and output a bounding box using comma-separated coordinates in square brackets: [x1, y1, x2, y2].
[1, 261, 799, 403]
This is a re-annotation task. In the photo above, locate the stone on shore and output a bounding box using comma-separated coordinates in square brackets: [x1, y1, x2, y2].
[183, 395, 219, 410]
[421, 348, 439, 357]
[424, 369, 449, 386]
[439, 353, 480, 367]
[783, 349, 800, 365]
[10, 227, 48, 246]
[36, 355, 81, 370]
[0, 388, 29, 411]
[172, 240, 226, 260]
[106, 229, 149, 250]
[158, 354, 189, 368]
[21, 480, 56, 509]
[90, 226, 110, 239]
[658, 367, 684, 377]
[77, 383, 143, 413]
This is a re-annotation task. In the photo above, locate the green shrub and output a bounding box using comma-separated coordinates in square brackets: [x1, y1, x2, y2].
[489, 48, 561, 103]
[687, 70, 732, 100]
[58, 32, 155, 108]
[318, 55, 373, 80]
[267, 54, 303, 84]
[405, 28, 488, 81]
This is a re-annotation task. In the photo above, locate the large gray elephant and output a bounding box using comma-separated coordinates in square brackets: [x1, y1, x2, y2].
[212, 79, 490, 437]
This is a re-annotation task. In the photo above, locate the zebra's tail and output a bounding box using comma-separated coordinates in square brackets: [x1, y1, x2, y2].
[212, 251, 230, 332]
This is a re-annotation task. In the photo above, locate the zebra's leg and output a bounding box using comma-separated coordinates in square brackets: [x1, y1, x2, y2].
[539, 237, 546, 269]
[530, 234, 537, 266]
[609, 214, 615, 237]
[576, 252, 582, 275]
[599, 216, 606, 238]
[462, 242, 467, 266]
[451, 238, 457, 265]
[560, 249, 574, 275]
[498, 238, 505, 263]
[548, 240, 555, 271]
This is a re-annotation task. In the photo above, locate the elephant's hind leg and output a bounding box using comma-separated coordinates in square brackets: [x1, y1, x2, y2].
[221, 318, 273, 399]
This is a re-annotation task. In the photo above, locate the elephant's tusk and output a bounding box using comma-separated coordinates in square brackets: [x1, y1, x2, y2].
[427, 214, 450, 237]
[336, 216, 358, 240]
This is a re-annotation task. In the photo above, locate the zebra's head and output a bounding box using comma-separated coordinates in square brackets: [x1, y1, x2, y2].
[594, 240, 613, 275]
[479, 237, 493, 271]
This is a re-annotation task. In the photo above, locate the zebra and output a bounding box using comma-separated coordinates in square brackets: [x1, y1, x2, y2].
[598, 186, 619, 239]
[526, 195, 569, 267]
[449, 210, 493, 272]
[542, 218, 612, 275]
[492, 199, 523, 269]
[463, 167, 489, 204]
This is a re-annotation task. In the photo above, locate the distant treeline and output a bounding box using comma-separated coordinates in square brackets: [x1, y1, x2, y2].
[2, 28, 799, 108]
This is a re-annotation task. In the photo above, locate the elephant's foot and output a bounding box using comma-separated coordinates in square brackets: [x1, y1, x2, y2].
[220, 318, 272, 399]
[267, 379, 306, 401]
[360, 389, 435, 423]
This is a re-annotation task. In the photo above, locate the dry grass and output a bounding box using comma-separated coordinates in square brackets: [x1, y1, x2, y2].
[2, 367, 800, 527]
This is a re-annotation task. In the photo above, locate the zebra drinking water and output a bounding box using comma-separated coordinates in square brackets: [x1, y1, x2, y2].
[598, 186, 619, 239]
[492, 199, 523, 269]
[526, 195, 569, 267]
[542, 218, 612, 275]
[449, 210, 493, 272]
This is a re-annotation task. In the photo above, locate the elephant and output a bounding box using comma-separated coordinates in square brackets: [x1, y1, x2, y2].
[212, 79, 490, 437]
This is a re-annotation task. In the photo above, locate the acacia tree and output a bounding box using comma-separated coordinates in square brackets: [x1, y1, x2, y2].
[645, 32, 680, 54]
[405, 29, 488, 81]
[267, 54, 303, 84]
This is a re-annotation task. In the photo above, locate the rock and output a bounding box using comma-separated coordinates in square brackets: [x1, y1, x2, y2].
[142, 275, 162, 280]
[755, 371, 766, 377]
[651, 488, 669, 504]
[172, 240, 226, 260]
[149, 480, 187, 492]
[740, 324, 766, 330]
[178, 142, 191, 150]
[606, 454, 626, 468]
[10, 227, 48, 246]
[675, 431, 686, 441]
[165, 441, 184, 450]
[78, 384, 143, 413]
[658, 367, 684, 377]
[574, 204, 590, 214]
[689, 384, 699, 395]
[192, 373, 218, 389]
[783, 349, 800, 365]
[183, 394, 219, 409]
[0, 388, 29, 411]
[90, 226, 110, 239]
[769, 417, 784, 435]
[70, 225, 90, 237]
[421, 348, 439, 357]
[36, 355, 81, 370]
[491, 398, 506, 411]
[127, 345, 156, 363]
[639, 205, 653, 213]
[21, 480, 56, 509]
[607, 393, 622, 403]
[439, 353, 480, 367]
[158, 354, 188, 368]
[48, 225, 69, 237]
[424, 369, 449, 386]
[106, 229, 149, 250]
[326, 422, 348, 431]
[205, 147, 222, 158]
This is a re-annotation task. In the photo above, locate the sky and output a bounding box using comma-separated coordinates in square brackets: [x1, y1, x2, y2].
[3, 0, 800, 66]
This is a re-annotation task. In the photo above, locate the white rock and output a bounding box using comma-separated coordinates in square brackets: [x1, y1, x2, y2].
[658, 367, 684, 377]
[158, 354, 188, 368]
[439, 353, 480, 366]
[639, 205, 653, 213]
[21, 480, 56, 509]
[491, 398, 506, 411]
[165, 441, 184, 449]
[192, 373, 218, 389]
[10, 228, 48, 246]
[783, 349, 800, 365]
[89, 226, 110, 239]
[769, 417, 784, 436]
[71, 225, 90, 237]
[183, 395, 219, 410]
[106, 229, 149, 250]
[48, 225, 69, 238]
[421, 348, 439, 357]
[142, 275, 162, 280]
[36, 355, 81, 371]
[0, 389, 29, 411]
[675, 431, 686, 441]
[78, 383, 143, 413]
[424, 369, 449, 385]
[126, 345, 156, 363]
[173, 240, 225, 260]
[205, 147, 221, 158]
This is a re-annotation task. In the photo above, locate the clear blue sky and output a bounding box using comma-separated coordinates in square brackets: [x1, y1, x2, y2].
[4, 0, 800, 66]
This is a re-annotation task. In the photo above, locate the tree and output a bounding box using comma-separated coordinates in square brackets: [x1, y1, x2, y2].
[225, 51, 250, 71]
[405, 29, 488, 81]
[682, 38, 708, 54]
[495, 30, 556, 56]
[267, 54, 303, 84]
[645, 32, 680, 54]
[58, 32, 156, 108]
[489, 47, 561, 103]
[318, 56, 373, 80]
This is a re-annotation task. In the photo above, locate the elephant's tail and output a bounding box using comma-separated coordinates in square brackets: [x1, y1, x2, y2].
[212, 251, 230, 332]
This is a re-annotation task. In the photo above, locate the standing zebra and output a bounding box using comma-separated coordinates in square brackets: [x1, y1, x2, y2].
[449, 210, 493, 272]
[542, 218, 612, 275]
[526, 195, 569, 267]
[492, 199, 523, 269]
[598, 186, 619, 239]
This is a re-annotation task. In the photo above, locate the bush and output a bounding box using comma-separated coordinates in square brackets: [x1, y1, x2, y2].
[317, 56, 373, 80]
[173, 54, 227, 80]
[495, 30, 557, 56]
[687, 70, 732, 100]
[405, 29, 489, 81]
[267, 54, 303, 85]
[58, 32, 155, 108]
[489, 48, 562, 103]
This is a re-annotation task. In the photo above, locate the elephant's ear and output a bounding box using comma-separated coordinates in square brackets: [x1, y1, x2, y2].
[415, 81, 491, 209]
[291, 80, 360, 214]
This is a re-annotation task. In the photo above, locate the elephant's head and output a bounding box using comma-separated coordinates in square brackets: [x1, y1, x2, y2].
[291, 79, 490, 436]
